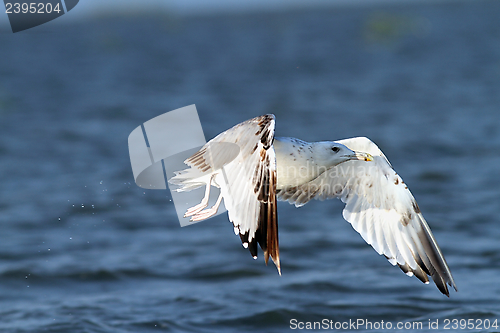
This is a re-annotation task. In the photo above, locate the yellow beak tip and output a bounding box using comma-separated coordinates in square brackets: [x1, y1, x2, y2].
[354, 152, 373, 162]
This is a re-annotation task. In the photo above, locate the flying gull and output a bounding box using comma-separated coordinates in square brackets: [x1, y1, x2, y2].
[169, 114, 457, 296]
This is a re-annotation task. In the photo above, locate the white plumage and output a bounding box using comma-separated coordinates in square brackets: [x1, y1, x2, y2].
[169, 114, 457, 296]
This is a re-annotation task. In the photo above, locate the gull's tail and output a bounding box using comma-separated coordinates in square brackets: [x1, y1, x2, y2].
[168, 168, 207, 192]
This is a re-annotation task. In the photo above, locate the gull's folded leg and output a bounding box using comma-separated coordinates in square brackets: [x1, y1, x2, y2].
[184, 175, 214, 217]
[190, 191, 223, 222]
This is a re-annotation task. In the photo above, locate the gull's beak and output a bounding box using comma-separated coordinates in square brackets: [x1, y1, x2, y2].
[353, 151, 373, 162]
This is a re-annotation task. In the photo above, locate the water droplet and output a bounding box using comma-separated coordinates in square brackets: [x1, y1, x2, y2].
[69, 237, 72, 240]
[58, 217, 61, 221]
[100, 181, 103, 185]
[81, 204, 84, 208]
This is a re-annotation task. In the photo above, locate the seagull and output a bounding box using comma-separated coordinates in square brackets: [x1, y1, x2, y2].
[169, 114, 457, 296]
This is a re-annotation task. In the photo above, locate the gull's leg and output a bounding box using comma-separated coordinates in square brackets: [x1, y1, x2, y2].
[190, 191, 223, 222]
[184, 175, 213, 217]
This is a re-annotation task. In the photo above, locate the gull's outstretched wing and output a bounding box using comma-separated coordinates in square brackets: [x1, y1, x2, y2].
[277, 137, 456, 295]
[172, 115, 280, 273]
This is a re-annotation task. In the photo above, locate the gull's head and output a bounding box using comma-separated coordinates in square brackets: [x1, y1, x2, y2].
[316, 142, 373, 167]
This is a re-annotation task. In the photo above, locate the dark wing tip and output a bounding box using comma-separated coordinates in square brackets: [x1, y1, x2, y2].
[433, 274, 450, 296]
[253, 151, 280, 275]
[230, 114, 279, 274]
[399, 214, 457, 296]
[240, 232, 258, 259]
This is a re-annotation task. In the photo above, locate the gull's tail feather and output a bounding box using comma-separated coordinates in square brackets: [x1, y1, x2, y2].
[168, 168, 207, 192]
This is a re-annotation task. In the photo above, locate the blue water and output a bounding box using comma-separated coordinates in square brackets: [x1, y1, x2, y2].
[1, 1, 500, 332]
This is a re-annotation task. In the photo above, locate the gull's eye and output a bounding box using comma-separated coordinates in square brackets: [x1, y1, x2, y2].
[331, 146, 340, 153]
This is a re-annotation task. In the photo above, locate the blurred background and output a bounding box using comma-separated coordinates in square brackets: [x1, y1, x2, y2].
[1, 0, 500, 332]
